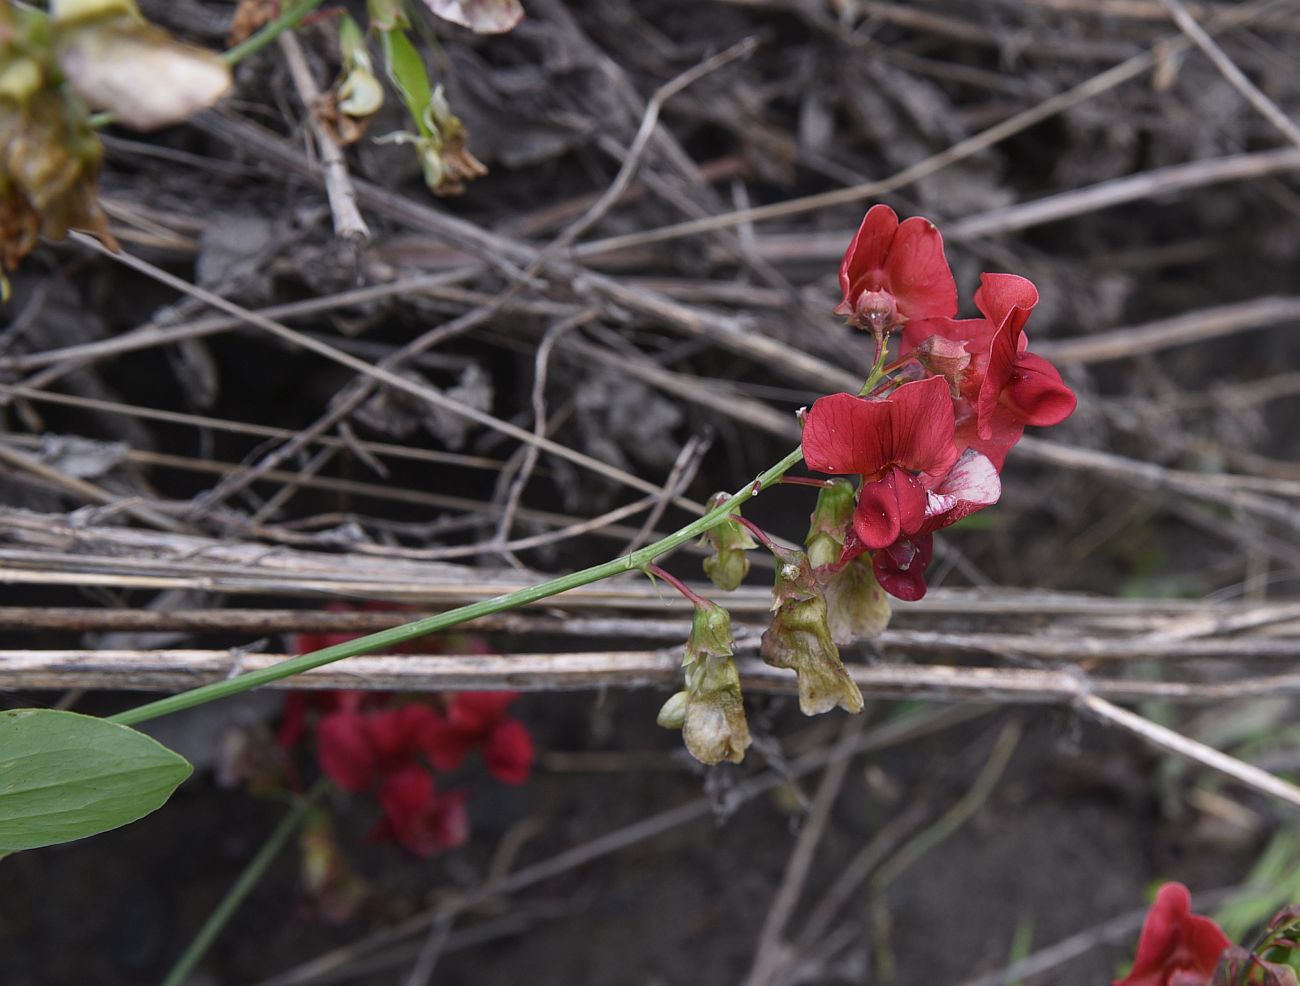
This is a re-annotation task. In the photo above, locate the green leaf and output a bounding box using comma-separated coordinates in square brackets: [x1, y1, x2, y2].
[378, 24, 434, 136]
[0, 709, 192, 852]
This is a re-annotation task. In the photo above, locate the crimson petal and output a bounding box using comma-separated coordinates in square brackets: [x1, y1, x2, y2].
[853, 466, 927, 550]
[1004, 352, 1077, 427]
[884, 215, 958, 321]
[835, 204, 899, 315]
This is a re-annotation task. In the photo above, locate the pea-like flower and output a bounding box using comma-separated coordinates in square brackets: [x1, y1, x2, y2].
[833, 203, 958, 335]
[1114, 882, 1229, 986]
[801, 375, 959, 550]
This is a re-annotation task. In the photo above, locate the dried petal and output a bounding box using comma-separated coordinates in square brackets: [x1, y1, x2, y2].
[422, 0, 525, 34]
[682, 656, 751, 765]
[761, 550, 864, 715]
[821, 555, 890, 644]
[55, 7, 232, 130]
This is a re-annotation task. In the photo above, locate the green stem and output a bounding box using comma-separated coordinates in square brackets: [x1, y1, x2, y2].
[110, 445, 806, 728]
[223, 0, 327, 66]
[160, 782, 326, 986]
[859, 338, 892, 396]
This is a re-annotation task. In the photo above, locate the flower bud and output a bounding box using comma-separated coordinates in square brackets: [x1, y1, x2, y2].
[700, 493, 758, 591]
[804, 478, 855, 570]
[656, 690, 687, 730]
[761, 548, 864, 716]
[821, 555, 890, 644]
[689, 598, 732, 659]
[53, 0, 232, 131]
[912, 335, 971, 392]
[336, 15, 383, 118]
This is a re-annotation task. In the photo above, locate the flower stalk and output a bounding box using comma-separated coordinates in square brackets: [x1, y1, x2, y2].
[109, 445, 806, 728]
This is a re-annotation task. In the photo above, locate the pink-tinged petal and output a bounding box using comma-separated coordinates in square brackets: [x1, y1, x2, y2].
[484, 718, 534, 784]
[1003, 352, 1077, 427]
[884, 376, 959, 481]
[317, 711, 379, 792]
[872, 534, 933, 601]
[835, 204, 899, 314]
[853, 466, 927, 550]
[920, 449, 1001, 534]
[883, 215, 958, 322]
[973, 273, 1038, 341]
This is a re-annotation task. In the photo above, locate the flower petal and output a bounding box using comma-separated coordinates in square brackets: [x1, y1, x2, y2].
[883, 215, 958, 321]
[374, 766, 469, 857]
[484, 718, 534, 784]
[318, 711, 379, 792]
[1004, 352, 1077, 427]
[920, 449, 1001, 534]
[801, 392, 894, 477]
[853, 466, 927, 550]
[973, 272, 1038, 341]
[871, 534, 933, 601]
[835, 204, 898, 315]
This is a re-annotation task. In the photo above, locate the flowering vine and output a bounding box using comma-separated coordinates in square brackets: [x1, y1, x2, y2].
[657, 202, 1076, 762]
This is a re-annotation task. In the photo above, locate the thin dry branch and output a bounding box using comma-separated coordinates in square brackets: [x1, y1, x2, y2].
[278, 31, 369, 240]
[7, 649, 1300, 706]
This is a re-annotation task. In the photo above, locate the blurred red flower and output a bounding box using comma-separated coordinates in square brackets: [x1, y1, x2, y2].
[424, 692, 534, 785]
[317, 704, 437, 793]
[1115, 883, 1230, 986]
[372, 766, 469, 857]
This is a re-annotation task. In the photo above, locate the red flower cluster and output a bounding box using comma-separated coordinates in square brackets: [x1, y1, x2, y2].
[281, 690, 533, 857]
[1116, 883, 1231, 986]
[802, 204, 1076, 600]
[280, 610, 533, 858]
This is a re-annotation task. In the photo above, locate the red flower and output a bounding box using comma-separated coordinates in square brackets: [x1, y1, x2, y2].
[1115, 883, 1231, 986]
[903, 273, 1075, 469]
[838, 449, 1000, 602]
[277, 690, 374, 750]
[372, 766, 469, 858]
[424, 692, 534, 785]
[870, 533, 933, 602]
[833, 204, 957, 334]
[976, 273, 1076, 433]
[317, 704, 437, 792]
[801, 376, 959, 550]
